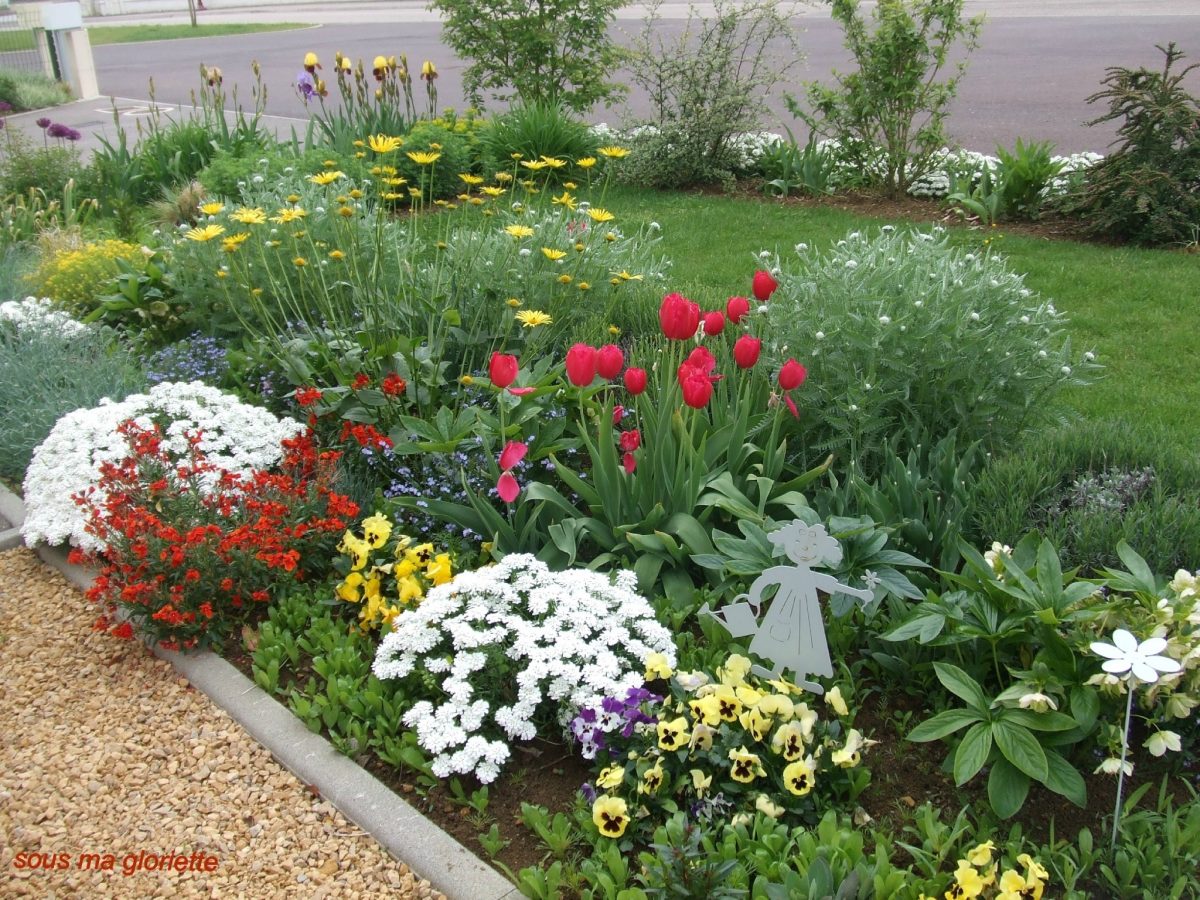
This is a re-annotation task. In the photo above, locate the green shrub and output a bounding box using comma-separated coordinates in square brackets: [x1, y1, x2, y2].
[392, 120, 477, 200]
[199, 145, 367, 201]
[26, 235, 143, 314]
[0, 128, 86, 198]
[477, 102, 597, 177]
[762, 226, 1100, 474]
[972, 419, 1200, 575]
[0, 302, 145, 480]
[621, 0, 801, 190]
[430, 0, 627, 113]
[788, 0, 983, 196]
[0, 68, 71, 111]
[1056, 43, 1200, 246]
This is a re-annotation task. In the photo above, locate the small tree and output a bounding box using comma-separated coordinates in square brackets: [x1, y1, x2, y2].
[621, 0, 803, 190]
[1057, 43, 1200, 246]
[430, 0, 627, 114]
[788, 0, 983, 196]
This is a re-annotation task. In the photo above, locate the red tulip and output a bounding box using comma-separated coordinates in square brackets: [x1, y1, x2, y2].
[508, 386, 535, 396]
[497, 471, 520, 503]
[702, 311, 725, 336]
[752, 270, 778, 302]
[612, 404, 625, 425]
[733, 335, 762, 369]
[678, 366, 714, 409]
[685, 346, 717, 375]
[499, 440, 527, 471]
[726, 296, 750, 324]
[778, 358, 807, 390]
[624, 367, 648, 395]
[596, 344, 625, 380]
[659, 292, 700, 341]
[489, 352, 518, 389]
[619, 429, 641, 452]
[784, 394, 800, 418]
[622, 451, 637, 474]
[565, 343, 597, 386]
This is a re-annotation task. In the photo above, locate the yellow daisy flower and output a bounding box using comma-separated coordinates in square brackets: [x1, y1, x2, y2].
[309, 170, 345, 186]
[504, 224, 535, 239]
[586, 208, 615, 223]
[406, 150, 441, 165]
[221, 232, 250, 252]
[185, 224, 225, 242]
[515, 310, 552, 328]
[368, 134, 403, 153]
[597, 146, 630, 159]
[199, 201, 225, 216]
[230, 207, 267, 225]
[541, 247, 567, 261]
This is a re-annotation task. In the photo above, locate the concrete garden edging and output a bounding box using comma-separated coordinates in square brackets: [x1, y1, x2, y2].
[0, 482, 520, 900]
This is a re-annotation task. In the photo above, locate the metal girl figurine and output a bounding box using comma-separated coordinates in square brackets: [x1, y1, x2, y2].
[700, 521, 873, 694]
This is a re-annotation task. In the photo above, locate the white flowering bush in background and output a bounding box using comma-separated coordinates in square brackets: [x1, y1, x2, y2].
[0, 297, 89, 337]
[762, 226, 1102, 474]
[372, 554, 676, 783]
[22, 381, 305, 550]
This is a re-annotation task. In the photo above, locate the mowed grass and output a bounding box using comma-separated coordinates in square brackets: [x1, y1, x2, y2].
[607, 186, 1199, 452]
[87, 23, 308, 45]
[1, 23, 306, 53]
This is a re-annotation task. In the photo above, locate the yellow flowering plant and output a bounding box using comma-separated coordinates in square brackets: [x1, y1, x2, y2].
[578, 652, 871, 842]
[331, 510, 454, 630]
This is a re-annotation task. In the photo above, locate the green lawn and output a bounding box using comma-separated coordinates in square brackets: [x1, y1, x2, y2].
[1, 23, 305, 53]
[87, 23, 308, 45]
[607, 186, 1199, 452]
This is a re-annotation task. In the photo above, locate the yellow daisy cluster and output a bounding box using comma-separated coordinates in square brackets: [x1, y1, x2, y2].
[334, 512, 454, 630]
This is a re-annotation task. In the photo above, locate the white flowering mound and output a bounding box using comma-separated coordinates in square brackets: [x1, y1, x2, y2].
[22, 381, 305, 550]
[0, 297, 89, 337]
[373, 554, 677, 783]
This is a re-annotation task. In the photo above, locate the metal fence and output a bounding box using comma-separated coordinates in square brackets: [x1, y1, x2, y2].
[0, 6, 50, 79]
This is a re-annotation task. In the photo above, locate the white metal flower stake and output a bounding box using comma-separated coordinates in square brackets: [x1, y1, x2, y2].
[1089, 628, 1181, 851]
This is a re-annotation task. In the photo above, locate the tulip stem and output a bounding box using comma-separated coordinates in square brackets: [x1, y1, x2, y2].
[1110, 681, 1135, 853]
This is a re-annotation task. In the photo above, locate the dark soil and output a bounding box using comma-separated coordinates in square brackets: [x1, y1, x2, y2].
[221, 621, 1198, 891]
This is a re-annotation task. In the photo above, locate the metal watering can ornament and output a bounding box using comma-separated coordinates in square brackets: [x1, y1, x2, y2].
[699, 521, 874, 694]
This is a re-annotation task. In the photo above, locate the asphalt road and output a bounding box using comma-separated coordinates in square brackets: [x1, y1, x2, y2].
[73, 9, 1200, 154]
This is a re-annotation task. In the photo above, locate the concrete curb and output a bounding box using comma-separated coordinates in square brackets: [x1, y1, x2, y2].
[0, 484, 519, 900]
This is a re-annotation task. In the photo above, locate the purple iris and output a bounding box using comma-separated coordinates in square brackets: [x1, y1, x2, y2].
[296, 71, 316, 102]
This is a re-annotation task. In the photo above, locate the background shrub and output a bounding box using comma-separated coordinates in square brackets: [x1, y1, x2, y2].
[0, 312, 145, 481]
[1056, 43, 1200, 246]
[430, 0, 627, 113]
[26, 235, 142, 314]
[788, 0, 983, 196]
[763, 226, 1100, 474]
[394, 120, 477, 200]
[621, 0, 801, 190]
[0, 68, 71, 111]
[0, 129, 85, 198]
[972, 419, 1200, 575]
[477, 102, 597, 177]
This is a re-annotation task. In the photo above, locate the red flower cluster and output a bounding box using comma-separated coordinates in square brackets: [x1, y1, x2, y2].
[79, 422, 357, 651]
[339, 420, 393, 451]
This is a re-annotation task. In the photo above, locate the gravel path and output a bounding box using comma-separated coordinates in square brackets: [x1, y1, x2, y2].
[0, 548, 445, 899]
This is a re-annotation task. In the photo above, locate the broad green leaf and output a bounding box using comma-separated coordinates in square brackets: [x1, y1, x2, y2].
[1069, 685, 1100, 732]
[953, 722, 993, 785]
[1116, 540, 1157, 594]
[987, 757, 1031, 819]
[881, 606, 946, 643]
[908, 708, 983, 742]
[999, 707, 1080, 732]
[1043, 749, 1087, 807]
[933, 662, 990, 714]
[992, 719, 1048, 782]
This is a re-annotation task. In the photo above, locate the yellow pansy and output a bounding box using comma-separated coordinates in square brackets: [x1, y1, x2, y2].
[644, 652, 673, 681]
[825, 685, 850, 716]
[738, 706, 772, 742]
[339, 532, 371, 571]
[336, 571, 365, 603]
[592, 795, 629, 838]
[728, 746, 764, 784]
[656, 716, 690, 752]
[638, 758, 665, 795]
[782, 756, 816, 796]
[361, 512, 393, 549]
[596, 766, 624, 790]
[755, 794, 785, 819]
[690, 768, 711, 797]
[426, 553, 453, 586]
